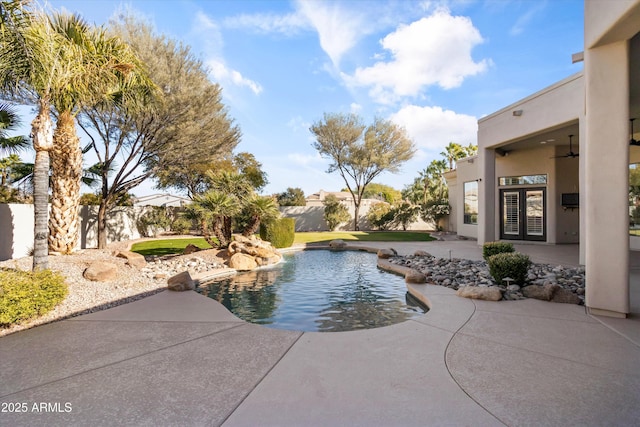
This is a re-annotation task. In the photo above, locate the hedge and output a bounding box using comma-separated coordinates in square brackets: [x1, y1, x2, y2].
[260, 217, 295, 248]
[487, 252, 531, 285]
[482, 241, 515, 261]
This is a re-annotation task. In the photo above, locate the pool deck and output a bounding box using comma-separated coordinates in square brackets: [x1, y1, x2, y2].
[1, 241, 640, 426]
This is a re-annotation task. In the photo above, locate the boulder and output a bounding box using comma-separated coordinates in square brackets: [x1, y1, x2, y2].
[522, 284, 557, 301]
[182, 244, 201, 255]
[405, 270, 427, 284]
[329, 239, 347, 250]
[377, 248, 397, 259]
[167, 271, 195, 291]
[456, 286, 503, 301]
[551, 288, 581, 304]
[83, 261, 118, 281]
[414, 250, 432, 257]
[115, 250, 146, 268]
[228, 253, 258, 271]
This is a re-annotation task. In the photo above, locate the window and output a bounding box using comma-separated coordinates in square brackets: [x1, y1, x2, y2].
[499, 174, 547, 186]
[463, 181, 478, 225]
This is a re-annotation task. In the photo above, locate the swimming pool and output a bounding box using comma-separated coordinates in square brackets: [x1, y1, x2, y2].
[196, 249, 427, 332]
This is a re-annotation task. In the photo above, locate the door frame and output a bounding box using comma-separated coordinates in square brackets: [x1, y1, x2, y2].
[499, 187, 546, 241]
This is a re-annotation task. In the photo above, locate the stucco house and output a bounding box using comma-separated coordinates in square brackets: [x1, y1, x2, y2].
[132, 193, 191, 208]
[446, 0, 640, 318]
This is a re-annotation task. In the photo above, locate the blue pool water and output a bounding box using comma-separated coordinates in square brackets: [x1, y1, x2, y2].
[196, 249, 427, 332]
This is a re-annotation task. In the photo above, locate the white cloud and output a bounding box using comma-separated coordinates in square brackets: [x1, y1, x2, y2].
[389, 105, 477, 151]
[350, 103, 362, 113]
[345, 8, 488, 104]
[193, 12, 263, 95]
[206, 59, 263, 95]
[287, 116, 311, 133]
[223, 12, 307, 35]
[510, 2, 546, 36]
[294, 0, 369, 67]
[287, 152, 324, 166]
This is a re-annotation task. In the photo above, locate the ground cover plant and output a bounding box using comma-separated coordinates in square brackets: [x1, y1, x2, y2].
[0, 268, 68, 326]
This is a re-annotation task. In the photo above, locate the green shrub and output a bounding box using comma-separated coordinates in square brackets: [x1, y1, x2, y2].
[0, 269, 68, 326]
[260, 217, 295, 248]
[487, 252, 531, 285]
[482, 241, 515, 261]
[137, 206, 172, 237]
[171, 217, 193, 234]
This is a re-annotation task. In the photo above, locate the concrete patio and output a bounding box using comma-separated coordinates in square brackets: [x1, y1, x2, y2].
[1, 241, 639, 426]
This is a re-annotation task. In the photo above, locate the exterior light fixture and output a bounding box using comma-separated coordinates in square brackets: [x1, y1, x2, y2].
[512, 110, 523, 116]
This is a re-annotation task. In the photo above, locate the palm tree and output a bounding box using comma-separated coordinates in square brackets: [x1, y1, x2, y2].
[242, 194, 280, 236]
[440, 142, 465, 171]
[47, 14, 146, 254]
[0, 1, 62, 270]
[190, 190, 240, 248]
[0, 102, 29, 155]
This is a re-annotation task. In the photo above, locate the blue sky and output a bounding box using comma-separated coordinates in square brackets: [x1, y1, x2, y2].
[35, 0, 584, 197]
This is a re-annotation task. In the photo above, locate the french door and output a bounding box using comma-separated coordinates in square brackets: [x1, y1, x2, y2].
[500, 188, 546, 241]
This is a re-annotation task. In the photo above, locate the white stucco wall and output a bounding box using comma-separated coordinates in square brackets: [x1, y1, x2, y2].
[0, 204, 151, 261]
[450, 157, 480, 239]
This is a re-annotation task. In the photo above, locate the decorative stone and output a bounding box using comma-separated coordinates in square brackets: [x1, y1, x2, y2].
[115, 250, 146, 268]
[228, 253, 258, 271]
[377, 249, 397, 259]
[522, 284, 557, 301]
[167, 271, 195, 291]
[405, 270, 427, 284]
[83, 261, 118, 281]
[414, 250, 432, 257]
[329, 239, 347, 250]
[551, 288, 581, 304]
[182, 244, 201, 255]
[456, 286, 503, 301]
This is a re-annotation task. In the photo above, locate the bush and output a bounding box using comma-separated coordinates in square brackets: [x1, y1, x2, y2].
[482, 241, 515, 261]
[136, 206, 172, 237]
[171, 217, 193, 234]
[323, 195, 351, 231]
[0, 269, 68, 326]
[260, 217, 295, 248]
[487, 252, 531, 285]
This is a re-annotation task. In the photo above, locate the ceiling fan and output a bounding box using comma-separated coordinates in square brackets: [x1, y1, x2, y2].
[552, 134, 578, 158]
[631, 119, 640, 146]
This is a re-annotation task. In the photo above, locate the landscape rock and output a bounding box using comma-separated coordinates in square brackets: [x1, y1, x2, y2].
[115, 250, 146, 268]
[377, 248, 397, 259]
[456, 286, 503, 301]
[83, 261, 118, 281]
[329, 239, 347, 250]
[226, 235, 281, 269]
[551, 287, 582, 304]
[405, 270, 427, 284]
[414, 250, 432, 257]
[182, 244, 201, 255]
[522, 284, 557, 301]
[228, 253, 258, 271]
[167, 271, 195, 291]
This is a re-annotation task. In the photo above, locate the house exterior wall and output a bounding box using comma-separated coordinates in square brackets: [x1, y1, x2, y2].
[448, 157, 479, 239]
[476, 74, 584, 244]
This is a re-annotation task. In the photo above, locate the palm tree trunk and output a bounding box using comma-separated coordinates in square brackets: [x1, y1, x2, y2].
[49, 111, 82, 254]
[31, 101, 54, 271]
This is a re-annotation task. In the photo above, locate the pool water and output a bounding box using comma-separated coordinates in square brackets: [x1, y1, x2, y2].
[196, 249, 427, 332]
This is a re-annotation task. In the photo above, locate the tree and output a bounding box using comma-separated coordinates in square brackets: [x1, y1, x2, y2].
[241, 194, 279, 236]
[188, 189, 239, 248]
[311, 113, 415, 230]
[277, 187, 306, 206]
[78, 14, 237, 248]
[440, 142, 465, 170]
[233, 152, 268, 192]
[46, 13, 147, 254]
[366, 202, 393, 230]
[0, 1, 65, 270]
[361, 182, 401, 204]
[323, 194, 350, 231]
[0, 102, 28, 155]
[390, 201, 419, 231]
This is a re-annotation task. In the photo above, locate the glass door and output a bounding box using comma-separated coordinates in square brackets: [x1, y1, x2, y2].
[500, 188, 546, 241]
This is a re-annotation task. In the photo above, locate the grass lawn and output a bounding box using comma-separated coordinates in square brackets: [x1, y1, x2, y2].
[131, 238, 212, 256]
[130, 231, 435, 256]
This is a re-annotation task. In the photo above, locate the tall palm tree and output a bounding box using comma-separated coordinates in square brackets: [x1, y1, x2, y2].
[47, 14, 147, 254]
[0, 1, 62, 270]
